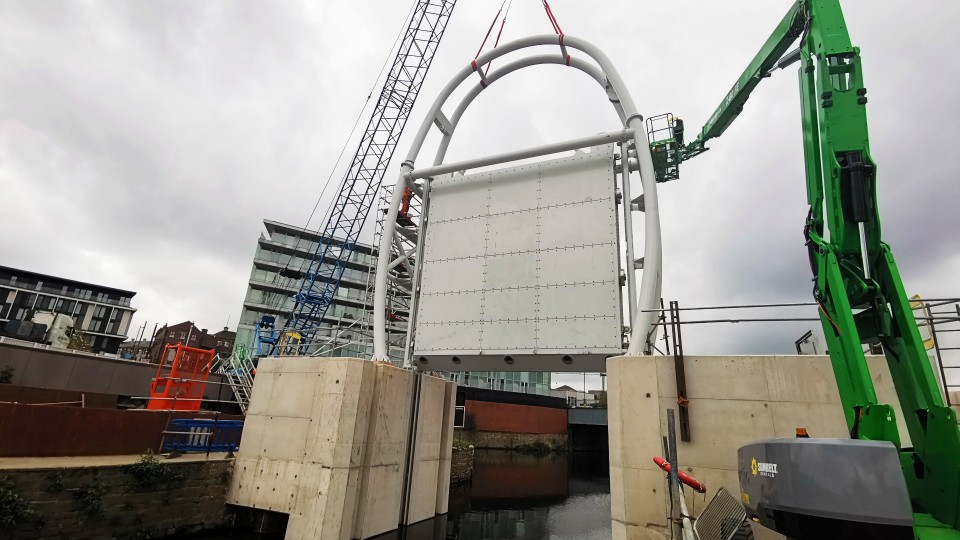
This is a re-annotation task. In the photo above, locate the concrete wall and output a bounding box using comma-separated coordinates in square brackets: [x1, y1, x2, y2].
[607, 355, 906, 540]
[226, 357, 455, 540]
[568, 407, 607, 426]
[0, 458, 233, 539]
[0, 341, 228, 400]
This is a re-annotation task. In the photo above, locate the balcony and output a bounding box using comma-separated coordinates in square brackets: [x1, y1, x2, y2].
[256, 238, 377, 273]
[248, 273, 370, 295]
[0, 278, 134, 309]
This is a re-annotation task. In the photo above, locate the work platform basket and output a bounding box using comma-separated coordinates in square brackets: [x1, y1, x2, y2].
[147, 344, 214, 411]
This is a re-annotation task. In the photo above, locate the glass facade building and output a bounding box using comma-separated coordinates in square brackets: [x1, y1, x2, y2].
[234, 220, 551, 396]
[234, 219, 387, 360]
[447, 371, 550, 395]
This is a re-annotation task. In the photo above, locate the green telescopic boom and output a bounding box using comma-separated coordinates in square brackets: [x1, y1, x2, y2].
[673, 1, 960, 537]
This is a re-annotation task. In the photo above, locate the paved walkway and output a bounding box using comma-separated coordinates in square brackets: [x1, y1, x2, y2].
[0, 452, 232, 470]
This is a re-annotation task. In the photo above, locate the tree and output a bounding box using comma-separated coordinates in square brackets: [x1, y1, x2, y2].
[591, 391, 608, 409]
[66, 327, 92, 352]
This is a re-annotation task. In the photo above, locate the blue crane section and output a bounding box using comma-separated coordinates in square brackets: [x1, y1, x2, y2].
[274, 0, 457, 354]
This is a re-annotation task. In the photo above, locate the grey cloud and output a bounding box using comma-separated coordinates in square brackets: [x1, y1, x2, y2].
[1, 1, 958, 362]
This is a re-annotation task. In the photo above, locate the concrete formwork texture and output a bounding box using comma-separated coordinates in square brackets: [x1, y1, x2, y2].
[226, 357, 455, 540]
[607, 354, 906, 540]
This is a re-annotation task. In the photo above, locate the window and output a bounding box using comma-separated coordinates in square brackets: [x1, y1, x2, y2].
[106, 308, 121, 334]
[179, 332, 187, 340]
[35, 295, 55, 311]
[73, 304, 88, 327]
[0, 291, 11, 319]
[168, 331, 175, 338]
[11, 292, 36, 320]
[90, 305, 110, 333]
[55, 299, 76, 315]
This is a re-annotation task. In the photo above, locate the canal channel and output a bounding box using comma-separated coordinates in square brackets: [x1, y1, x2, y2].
[187, 450, 610, 540]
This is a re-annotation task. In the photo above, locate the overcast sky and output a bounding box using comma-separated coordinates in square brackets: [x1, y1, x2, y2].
[3, 1, 959, 391]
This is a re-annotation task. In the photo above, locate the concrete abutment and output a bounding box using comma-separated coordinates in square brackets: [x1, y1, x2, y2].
[226, 357, 455, 540]
[607, 354, 906, 540]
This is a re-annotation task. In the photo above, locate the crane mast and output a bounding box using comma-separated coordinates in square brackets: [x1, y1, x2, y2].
[272, 0, 456, 355]
[650, 1, 960, 536]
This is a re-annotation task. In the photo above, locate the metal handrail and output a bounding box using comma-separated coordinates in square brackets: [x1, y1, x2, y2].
[210, 353, 256, 413]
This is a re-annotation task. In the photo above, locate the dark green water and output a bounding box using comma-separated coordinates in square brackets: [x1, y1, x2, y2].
[182, 450, 610, 540]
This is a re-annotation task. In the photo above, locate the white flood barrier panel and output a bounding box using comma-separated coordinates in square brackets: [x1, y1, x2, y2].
[413, 145, 623, 372]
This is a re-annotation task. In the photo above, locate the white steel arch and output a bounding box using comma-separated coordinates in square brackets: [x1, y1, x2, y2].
[372, 34, 662, 363]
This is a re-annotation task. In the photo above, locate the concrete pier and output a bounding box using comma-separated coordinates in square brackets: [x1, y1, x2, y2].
[226, 357, 455, 540]
[607, 355, 906, 540]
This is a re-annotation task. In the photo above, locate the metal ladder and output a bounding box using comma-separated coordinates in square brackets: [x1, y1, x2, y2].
[211, 353, 256, 414]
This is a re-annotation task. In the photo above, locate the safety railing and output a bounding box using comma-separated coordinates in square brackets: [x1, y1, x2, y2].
[210, 353, 256, 413]
[0, 335, 123, 359]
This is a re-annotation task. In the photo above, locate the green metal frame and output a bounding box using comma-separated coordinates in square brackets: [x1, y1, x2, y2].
[671, 1, 960, 536]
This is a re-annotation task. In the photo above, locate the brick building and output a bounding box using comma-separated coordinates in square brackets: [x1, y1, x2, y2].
[208, 327, 236, 357]
[148, 322, 236, 362]
[455, 386, 569, 450]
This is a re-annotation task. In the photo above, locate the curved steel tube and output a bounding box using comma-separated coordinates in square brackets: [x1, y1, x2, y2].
[372, 34, 662, 361]
[432, 55, 622, 166]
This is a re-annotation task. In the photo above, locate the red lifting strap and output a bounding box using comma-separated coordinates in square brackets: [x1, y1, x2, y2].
[474, 1, 504, 60]
[485, 1, 512, 76]
[541, 1, 570, 65]
[542, 0, 564, 35]
[472, 0, 513, 81]
[470, 60, 487, 88]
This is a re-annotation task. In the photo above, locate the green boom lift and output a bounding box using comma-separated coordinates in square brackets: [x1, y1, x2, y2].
[649, 1, 960, 538]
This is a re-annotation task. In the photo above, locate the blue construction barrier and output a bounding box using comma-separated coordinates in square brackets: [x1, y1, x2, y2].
[163, 418, 243, 453]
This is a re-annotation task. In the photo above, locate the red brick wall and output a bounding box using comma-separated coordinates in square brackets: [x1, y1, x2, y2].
[465, 400, 567, 435]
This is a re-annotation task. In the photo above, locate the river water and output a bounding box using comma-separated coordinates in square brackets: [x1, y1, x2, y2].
[405, 450, 611, 540]
[187, 450, 610, 540]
